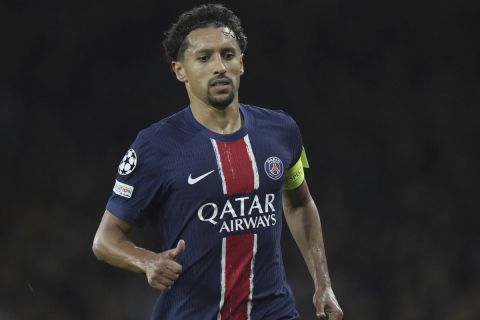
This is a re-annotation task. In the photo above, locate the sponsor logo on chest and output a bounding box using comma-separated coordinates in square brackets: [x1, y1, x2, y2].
[197, 193, 277, 233]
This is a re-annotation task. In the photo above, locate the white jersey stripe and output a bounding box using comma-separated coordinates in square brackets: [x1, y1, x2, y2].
[247, 233, 258, 320]
[217, 237, 227, 320]
[244, 134, 260, 190]
[211, 138, 228, 195]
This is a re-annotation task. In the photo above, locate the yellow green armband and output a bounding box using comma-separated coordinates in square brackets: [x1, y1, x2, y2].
[284, 147, 310, 190]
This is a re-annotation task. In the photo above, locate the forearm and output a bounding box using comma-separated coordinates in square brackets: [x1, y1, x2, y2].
[92, 211, 156, 273]
[93, 231, 155, 273]
[284, 196, 331, 290]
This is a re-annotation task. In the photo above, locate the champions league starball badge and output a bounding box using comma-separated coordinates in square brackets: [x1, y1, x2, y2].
[264, 156, 284, 180]
[118, 149, 137, 175]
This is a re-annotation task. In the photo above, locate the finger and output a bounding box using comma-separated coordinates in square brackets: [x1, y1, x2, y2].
[315, 302, 326, 319]
[327, 309, 344, 320]
[149, 259, 182, 282]
[163, 259, 183, 275]
[148, 279, 171, 291]
[169, 240, 186, 259]
[148, 277, 174, 291]
[156, 264, 181, 281]
[324, 300, 343, 320]
[151, 275, 175, 287]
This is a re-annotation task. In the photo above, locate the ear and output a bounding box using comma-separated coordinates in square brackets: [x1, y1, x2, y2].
[172, 61, 188, 83]
[240, 54, 245, 75]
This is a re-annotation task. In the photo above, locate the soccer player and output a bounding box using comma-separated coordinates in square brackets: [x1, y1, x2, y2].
[92, 3, 343, 320]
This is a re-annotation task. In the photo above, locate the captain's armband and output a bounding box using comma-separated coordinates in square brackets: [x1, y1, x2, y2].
[284, 147, 310, 190]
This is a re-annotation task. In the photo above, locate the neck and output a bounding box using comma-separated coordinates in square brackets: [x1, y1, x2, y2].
[189, 98, 242, 135]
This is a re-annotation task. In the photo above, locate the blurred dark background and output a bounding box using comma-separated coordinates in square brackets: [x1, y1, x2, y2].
[1, 0, 479, 319]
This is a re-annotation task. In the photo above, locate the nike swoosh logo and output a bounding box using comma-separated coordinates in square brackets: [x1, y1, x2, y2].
[188, 170, 215, 185]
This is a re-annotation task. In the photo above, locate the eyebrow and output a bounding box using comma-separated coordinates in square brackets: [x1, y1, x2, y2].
[193, 49, 213, 55]
[192, 47, 237, 55]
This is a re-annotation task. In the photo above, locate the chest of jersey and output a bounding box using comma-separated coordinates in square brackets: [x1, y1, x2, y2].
[155, 131, 292, 239]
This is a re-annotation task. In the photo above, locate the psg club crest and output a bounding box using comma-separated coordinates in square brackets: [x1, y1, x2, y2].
[264, 156, 284, 180]
[118, 149, 137, 175]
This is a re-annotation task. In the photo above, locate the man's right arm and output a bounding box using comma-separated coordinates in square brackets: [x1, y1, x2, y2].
[92, 210, 185, 291]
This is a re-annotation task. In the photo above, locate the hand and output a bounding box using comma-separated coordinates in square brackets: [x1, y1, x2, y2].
[144, 240, 186, 291]
[313, 286, 343, 319]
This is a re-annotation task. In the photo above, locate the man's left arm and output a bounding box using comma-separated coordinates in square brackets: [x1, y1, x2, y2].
[283, 181, 343, 320]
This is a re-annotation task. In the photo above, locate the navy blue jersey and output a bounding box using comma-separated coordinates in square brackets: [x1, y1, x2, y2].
[106, 104, 303, 320]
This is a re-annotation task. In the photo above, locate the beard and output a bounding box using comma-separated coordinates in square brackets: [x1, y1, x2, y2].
[207, 90, 235, 110]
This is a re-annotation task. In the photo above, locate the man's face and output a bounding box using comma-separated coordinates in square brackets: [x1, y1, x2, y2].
[173, 26, 244, 110]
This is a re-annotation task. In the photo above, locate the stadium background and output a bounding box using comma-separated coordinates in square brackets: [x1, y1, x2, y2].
[1, 0, 479, 319]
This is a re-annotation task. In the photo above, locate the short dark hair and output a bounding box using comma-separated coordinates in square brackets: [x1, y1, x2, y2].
[162, 3, 248, 63]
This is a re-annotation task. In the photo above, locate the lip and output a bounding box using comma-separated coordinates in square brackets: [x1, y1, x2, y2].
[211, 83, 231, 91]
[209, 78, 232, 87]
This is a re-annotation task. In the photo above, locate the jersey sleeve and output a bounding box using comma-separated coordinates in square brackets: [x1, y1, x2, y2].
[282, 112, 310, 190]
[106, 132, 163, 227]
[278, 111, 304, 168]
[290, 116, 304, 165]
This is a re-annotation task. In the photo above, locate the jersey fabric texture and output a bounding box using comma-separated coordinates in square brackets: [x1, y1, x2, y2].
[106, 104, 304, 320]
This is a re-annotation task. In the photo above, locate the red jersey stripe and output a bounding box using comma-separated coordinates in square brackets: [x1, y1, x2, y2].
[219, 233, 257, 320]
[212, 135, 258, 196]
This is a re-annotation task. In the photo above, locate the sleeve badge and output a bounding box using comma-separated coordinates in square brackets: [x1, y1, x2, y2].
[118, 149, 137, 175]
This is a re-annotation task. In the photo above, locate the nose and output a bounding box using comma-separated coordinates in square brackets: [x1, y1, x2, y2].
[212, 53, 227, 75]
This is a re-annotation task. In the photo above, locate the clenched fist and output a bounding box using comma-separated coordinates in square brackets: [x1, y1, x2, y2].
[144, 240, 186, 291]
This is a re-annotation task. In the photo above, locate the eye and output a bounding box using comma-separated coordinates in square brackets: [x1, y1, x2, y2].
[198, 55, 209, 62]
[223, 52, 235, 60]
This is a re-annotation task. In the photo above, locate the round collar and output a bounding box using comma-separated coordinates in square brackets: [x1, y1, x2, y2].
[185, 104, 252, 141]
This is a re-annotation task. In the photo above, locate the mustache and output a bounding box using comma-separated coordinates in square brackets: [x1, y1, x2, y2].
[209, 76, 233, 86]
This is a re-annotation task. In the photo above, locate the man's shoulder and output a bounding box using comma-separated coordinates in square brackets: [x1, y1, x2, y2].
[242, 103, 296, 128]
[140, 107, 191, 137]
[133, 107, 194, 151]
[243, 103, 291, 118]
